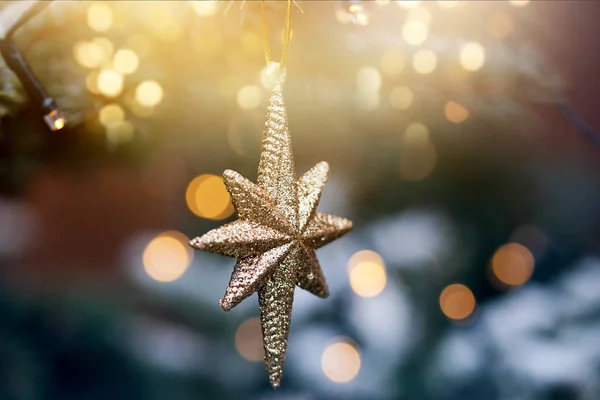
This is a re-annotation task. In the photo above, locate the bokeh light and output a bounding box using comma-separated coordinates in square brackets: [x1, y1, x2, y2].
[106, 120, 135, 145]
[321, 338, 361, 383]
[396, 0, 421, 10]
[405, 122, 429, 144]
[235, 317, 264, 362]
[135, 81, 163, 107]
[86, 71, 101, 94]
[97, 69, 124, 97]
[460, 42, 486, 71]
[407, 7, 432, 25]
[381, 51, 406, 75]
[356, 67, 382, 94]
[191, 0, 217, 17]
[74, 41, 105, 69]
[444, 101, 470, 123]
[348, 250, 387, 298]
[413, 50, 437, 74]
[113, 49, 139, 74]
[402, 20, 428, 46]
[99, 103, 125, 127]
[237, 85, 261, 110]
[348, 5, 369, 26]
[390, 86, 414, 110]
[439, 284, 476, 320]
[437, 0, 459, 9]
[491, 243, 535, 287]
[87, 2, 113, 32]
[185, 174, 234, 220]
[142, 231, 193, 282]
[509, 0, 530, 6]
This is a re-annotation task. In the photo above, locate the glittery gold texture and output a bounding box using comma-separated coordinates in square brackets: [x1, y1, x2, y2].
[190, 70, 353, 388]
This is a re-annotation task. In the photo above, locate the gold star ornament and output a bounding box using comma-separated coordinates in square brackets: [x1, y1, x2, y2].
[190, 70, 353, 388]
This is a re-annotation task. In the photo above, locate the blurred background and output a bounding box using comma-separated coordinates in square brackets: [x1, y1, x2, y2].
[1, 1, 600, 399]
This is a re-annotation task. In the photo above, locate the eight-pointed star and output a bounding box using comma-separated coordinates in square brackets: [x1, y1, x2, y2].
[190, 72, 352, 388]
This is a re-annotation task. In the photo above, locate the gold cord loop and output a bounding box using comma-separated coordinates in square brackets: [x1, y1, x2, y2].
[260, 0, 293, 69]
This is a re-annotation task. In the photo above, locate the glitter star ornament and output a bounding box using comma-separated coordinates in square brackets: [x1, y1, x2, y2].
[190, 68, 353, 388]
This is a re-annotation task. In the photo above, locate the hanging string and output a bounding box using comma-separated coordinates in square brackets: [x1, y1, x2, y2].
[260, 0, 293, 69]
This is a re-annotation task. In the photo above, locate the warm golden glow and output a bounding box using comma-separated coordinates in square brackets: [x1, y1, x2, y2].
[509, 0, 530, 6]
[53, 118, 65, 131]
[490, 13, 514, 38]
[402, 20, 428, 46]
[439, 284, 476, 320]
[113, 49, 139, 74]
[135, 81, 163, 107]
[129, 101, 155, 118]
[74, 41, 105, 69]
[444, 101, 470, 123]
[348, 250, 386, 298]
[237, 85, 261, 110]
[142, 231, 193, 282]
[191, 0, 217, 16]
[390, 86, 414, 110]
[437, 0, 459, 8]
[405, 122, 429, 143]
[348, 5, 369, 26]
[491, 243, 535, 287]
[86, 71, 100, 94]
[407, 7, 432, 25]
[356, 67, 382, 94]
[396, 0, 421, 9]
[260, 62, 282, 90]
[460, 42, 486, 71]
[87, 2, 113, 32]
[413, 50, 437, 74]
[106, 120, 135, 145]
[186, 174, 234, 220]
[99, 103, 125, 126]
[235, 317, 264, 362]
[321, 339, 361, 383]
[97, 69, 124, 97]
[381, 51, 406, 75]
[93, 37, 114, 60]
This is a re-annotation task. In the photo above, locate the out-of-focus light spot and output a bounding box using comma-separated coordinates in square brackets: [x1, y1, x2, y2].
[402, 20, 428, 46]
[99, 103, 125, 126]
[129, 100, 155, 118]
[260, 62, 283, 91]
[348, 250, 387, 297]
[439, 284, 476, 320]
[186, 174, 234, 220]
[113, 49, 139, 74]
[413, 50, 437, 74]
[390, 86, 414, 110]
[509, 0, 530, 6]
[397, 0, 421, 10]
[93, 37, 114, 60]
[97, 69, 124, 97]
[401, 123, 436, 181]
[87, 2, 113, 32]
[491, 243, 535, 287]
[235, 317, 264, 362]
[438, 0, 460, 8]
[348, 4, 369, 26]
[191, 0, 217, 16]
[407, 7, 432, 25]
[135, 81, 163, 107]
[106, 120, 135, 145]
[53, 117, 65, 131]
[237, 85, 261, 110]
[356, 66, 382, 94]
[321, 339, 361, 383]
[74, 41, 105, 69]
[381, 51, 405, 75]
[460, 42, 485, 71]
[86, 71, 100, 94]
[356, 91, 380, 111]
[444, 101, 469, 123]
[489, 12, 514, 38]
[335, 8, 352, 24]
[142, 231, 193, 282]
[241, 31, 261, 56]
[375, 0, 391, 5]
[127, 34, 151, 57]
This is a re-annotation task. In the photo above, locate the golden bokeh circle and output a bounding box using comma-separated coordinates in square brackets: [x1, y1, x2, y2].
[185, 174, 234, 220]
[439, 284, 476, 320]
[491, 243, 535, 286]
[321, 339, 361, 383]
